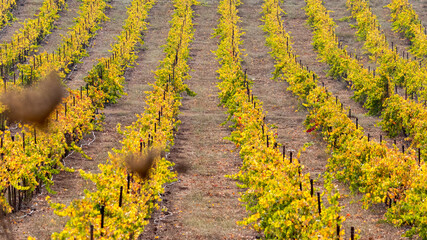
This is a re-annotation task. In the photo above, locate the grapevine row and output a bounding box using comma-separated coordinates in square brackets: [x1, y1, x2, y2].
[49, 0, 196, 238]
[0, 0, 113, 212]
[305, 0, 382, 115]
[347, 0, 427, 163]
[11, 0, 109, 87]
[282, 0, 413, 220]
[0, 0, 167, 214]
[347, 0, 426, 100]
[350, 2, 427, 235]
[84, 0, 157, 104]
[345, 1, 427, 156]
[0, 0, 67, 75]
[0, 87, 96, 212]
[305, 0, 427, 237]
[0, 0, 16, 30]
[305, 0, 427, 156]
[387, 0, 427, 59]
[214, 0, 345, 238]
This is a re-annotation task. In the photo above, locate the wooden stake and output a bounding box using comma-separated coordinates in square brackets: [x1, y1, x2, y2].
[119, 186, 123, 207]
[336, 216, 340, 238]
[351, 227, 355, 240]
[90, 225, 94, 240]
[282, 145, 285, 160]
[127, 173, 130, 193]
[100, 205, 105, 228]
[310, 179, 314, 197]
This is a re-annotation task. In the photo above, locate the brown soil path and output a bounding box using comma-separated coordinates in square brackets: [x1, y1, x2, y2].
[7, 0, 171, 238]
[0, 0, 44, 42]
[140, 0, 257, 239]
[236, 0, 411, 238]
[239, 0, 330, 188]
[238, 0, 338, 236]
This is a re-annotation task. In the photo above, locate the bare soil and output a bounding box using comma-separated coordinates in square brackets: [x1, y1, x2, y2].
[240, 0, 330, 194]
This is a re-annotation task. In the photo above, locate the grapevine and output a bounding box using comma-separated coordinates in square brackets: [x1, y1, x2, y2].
[13, 0, 109, 86]
[0, 0, 66, 76]
[0, 89, 96, 213]
[305, 0, 427, 237]
[0, 0, 16, 30]
[214, 0, 346, 238]
[50, 0, 196, 238]
[0, 0, 112, 212]
[347, 0, 427, 105]
[386, 0, 427, 59]
[305, 0, 427, 158]
[345, 0, 427, 163]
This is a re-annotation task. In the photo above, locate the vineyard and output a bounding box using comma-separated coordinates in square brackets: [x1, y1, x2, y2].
[0, 0, 426, 239]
